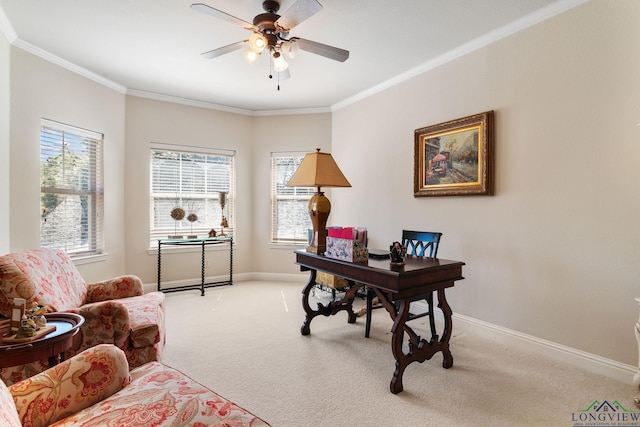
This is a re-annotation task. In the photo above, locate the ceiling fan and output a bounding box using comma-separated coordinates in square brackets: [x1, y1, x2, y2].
[191, 0, 349, 87]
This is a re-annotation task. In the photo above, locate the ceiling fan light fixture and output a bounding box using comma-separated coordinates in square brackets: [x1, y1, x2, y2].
[243, 49, 260, 64]
[282, 40, 299, 59]
[249, 33, 267, 53]
[272, 51, 289, 72]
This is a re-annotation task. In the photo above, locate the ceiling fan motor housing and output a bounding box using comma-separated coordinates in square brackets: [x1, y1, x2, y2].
[254, 1, 281, 47]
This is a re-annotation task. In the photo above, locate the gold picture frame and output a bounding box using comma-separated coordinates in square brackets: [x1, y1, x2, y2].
[414, 111, 494, 197]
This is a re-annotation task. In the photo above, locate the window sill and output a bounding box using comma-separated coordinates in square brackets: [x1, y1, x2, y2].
[71, 253, 108, 265]
[268, 243, 307, 250]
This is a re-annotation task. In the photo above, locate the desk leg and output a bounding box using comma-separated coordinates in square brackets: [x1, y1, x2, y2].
[438, 287, 454, 369]
[301, 271, 360, 336]
[377, 286, 455, 394]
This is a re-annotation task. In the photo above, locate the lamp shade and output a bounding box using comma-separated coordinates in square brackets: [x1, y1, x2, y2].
[286, 149, 351, 190]
[249, 33, 267, 53]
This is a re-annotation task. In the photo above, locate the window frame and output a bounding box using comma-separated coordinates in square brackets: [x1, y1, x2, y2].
[40, 119, 104, 258]
[149, 143, 235, 248]
[270, 152, 314, 244]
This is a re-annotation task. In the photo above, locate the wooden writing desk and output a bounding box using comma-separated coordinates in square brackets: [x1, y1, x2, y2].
[295, 250, 465, 394]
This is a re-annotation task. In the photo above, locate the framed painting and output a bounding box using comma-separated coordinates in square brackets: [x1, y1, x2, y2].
[414, 110, 494, 197]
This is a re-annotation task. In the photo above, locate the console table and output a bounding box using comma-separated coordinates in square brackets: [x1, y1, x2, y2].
[295, 249, 465, 394]
[157, 237, 233, 296]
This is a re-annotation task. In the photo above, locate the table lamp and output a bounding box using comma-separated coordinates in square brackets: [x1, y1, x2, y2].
[286, 148, 351, 254]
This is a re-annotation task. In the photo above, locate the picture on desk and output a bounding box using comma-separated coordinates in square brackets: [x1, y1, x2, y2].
[414, 111, 494, 197]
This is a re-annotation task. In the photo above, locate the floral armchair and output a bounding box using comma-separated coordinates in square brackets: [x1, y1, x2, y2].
[0, 344, 269, 427]
[0, 248, 165, 384]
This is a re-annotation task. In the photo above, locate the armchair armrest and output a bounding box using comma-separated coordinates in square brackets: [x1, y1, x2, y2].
[9, 344, 131, 427]
[85, 275, 144, 302]
[65, 301, 132, 351]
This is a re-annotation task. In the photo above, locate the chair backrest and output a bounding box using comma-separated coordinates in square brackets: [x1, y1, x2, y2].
[0, 248, 88, 317]
[401, 230, 442, 258]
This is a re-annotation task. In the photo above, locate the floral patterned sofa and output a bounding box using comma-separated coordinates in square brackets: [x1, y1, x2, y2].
[0, 248, 165, 384]
[0, 344, 269, 427]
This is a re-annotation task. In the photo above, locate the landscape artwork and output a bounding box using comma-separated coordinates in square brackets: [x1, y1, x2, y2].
[414, 111, 494, 197]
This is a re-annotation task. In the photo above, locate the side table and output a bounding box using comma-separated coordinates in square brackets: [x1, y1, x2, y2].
[0, 313, 85, 368]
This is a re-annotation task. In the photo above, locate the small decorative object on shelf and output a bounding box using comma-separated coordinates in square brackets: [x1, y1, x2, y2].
[187, 212, 198, 239]
[169, 207, 186, 239]
[10, 297, 25, 334]
[208, 228, 217, 238]
[218, 191, 228, 237]
[17, 302, 48, 337]
[16, 316, 37, 338]
[29, 301, 47, 329]
[390, 241, 406, 265]
[4, 300, 52, 341]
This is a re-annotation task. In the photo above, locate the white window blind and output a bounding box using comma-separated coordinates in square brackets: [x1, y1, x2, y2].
[40, 119, 104, 256]
[271, 152, 313, 243]
[150, 144, 235, 245]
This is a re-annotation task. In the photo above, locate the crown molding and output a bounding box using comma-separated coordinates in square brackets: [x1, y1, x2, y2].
[126, 89, 329, 117]
[0, 5, 16, 43]
[331, 0, 590, 112]
[126, 89, 254, 115]
[12, 37, 127, 94]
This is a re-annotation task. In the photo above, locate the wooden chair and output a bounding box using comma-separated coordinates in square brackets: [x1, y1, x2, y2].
[364, 230, 442, 338]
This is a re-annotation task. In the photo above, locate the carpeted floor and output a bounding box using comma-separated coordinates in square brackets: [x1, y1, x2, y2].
[160, 280, 638, 427]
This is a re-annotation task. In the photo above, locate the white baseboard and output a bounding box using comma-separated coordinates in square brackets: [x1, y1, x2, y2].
[453, 313, 637, 384]
[410, 300, 637, 384]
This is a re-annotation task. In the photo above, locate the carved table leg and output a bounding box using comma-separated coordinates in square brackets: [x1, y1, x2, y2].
[390, 298, 411, 394]
[300, 270, 361, 336]
[300, 270, 318, 336]
[438, 287, 454, 369]
[374, 285, 456, 394]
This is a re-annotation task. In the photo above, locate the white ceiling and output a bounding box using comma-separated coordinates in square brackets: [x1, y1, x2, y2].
[0, 0, 581, 113]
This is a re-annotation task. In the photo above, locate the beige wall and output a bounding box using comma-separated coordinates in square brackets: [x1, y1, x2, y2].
[330, 0, 640, 365]
[251, 113, 332, 275]
[8, 48, 127, 282]
[0, 32, 9, 255]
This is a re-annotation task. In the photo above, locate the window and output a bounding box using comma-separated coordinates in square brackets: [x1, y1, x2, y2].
[271, 152, 313, 243]
[40, 120, 104, 256]
[150, 144, 235, 246]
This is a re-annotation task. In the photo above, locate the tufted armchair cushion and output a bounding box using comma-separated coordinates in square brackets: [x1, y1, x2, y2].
[0, 248, 166, 384]
[1, 344, 270, 427]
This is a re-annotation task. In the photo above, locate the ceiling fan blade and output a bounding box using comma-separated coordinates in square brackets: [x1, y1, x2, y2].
[293, 38, 349, 62]
[201, 41, 247, 59]
[275, 0, 323, 31]
[191, 3, 256, 31]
